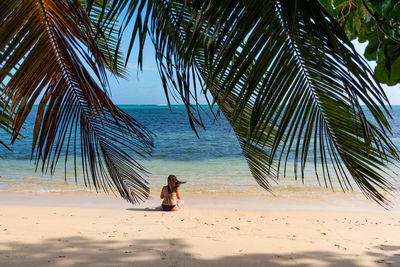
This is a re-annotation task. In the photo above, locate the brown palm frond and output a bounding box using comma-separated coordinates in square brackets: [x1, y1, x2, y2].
[0, 0, 153, 203]
[0, 84, 13, 150]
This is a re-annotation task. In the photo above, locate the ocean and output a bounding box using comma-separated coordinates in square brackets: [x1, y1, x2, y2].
[1, 105, 400, 195]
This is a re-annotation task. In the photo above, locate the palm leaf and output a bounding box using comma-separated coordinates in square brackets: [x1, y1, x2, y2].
[0, 63, 22, 150]
[82, 0, 128, 77]
[0, 0, 153, 203]
[107, 0, 399, 204]
[0, 84, 13, 150]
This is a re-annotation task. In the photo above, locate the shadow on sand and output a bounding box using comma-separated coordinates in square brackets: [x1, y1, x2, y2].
[0, 236, 399, 266]
[126, 206, 162, 212]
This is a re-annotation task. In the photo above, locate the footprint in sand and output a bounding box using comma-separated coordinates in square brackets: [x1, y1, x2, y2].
[334, 244, 347, 250]
[159, 251, 167, 260]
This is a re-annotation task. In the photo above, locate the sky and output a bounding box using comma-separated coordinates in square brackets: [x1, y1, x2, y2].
[107, 40, 168, 105]
[107, 38, 400, 105]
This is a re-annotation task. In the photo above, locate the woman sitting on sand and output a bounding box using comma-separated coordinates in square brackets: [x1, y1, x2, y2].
[160, 175, 185, 211]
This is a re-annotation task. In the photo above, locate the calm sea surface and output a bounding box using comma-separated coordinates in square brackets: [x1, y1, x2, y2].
[1, 105, 400, 194]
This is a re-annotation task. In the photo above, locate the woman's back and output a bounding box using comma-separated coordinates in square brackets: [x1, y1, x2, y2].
[162, 186, 178, 205]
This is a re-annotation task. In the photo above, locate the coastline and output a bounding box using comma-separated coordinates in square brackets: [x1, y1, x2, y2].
[1, 191, 399, 266]
[1, 190, 399, 211]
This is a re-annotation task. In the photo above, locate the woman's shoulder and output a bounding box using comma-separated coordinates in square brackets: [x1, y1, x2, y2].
[162, 186, 170, 192]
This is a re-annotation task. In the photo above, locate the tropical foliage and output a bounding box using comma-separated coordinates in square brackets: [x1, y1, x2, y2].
[324, 0, 400, 85]
[0, 0, 399, 204]
[0, 85, 13, 150]
[0, 0, 153, 203]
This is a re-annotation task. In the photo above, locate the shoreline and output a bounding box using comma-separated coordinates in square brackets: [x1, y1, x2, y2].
[0, 190, 399, 212]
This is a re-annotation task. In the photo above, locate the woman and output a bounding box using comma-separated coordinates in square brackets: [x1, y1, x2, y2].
[160, 174, 185, 211]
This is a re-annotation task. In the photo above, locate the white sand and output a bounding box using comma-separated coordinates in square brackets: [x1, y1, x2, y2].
[0, 192, 399, 266]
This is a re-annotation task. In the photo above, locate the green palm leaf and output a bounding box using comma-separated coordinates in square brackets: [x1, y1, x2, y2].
[109, 0, 399, 204]
[82, 0, 128, 77]
[0, 0, 153, 203]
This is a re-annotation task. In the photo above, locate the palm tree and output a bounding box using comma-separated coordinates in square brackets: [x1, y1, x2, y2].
[0, 0, 398, 205]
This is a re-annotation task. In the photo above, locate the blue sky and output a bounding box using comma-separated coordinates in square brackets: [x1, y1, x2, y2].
[108, 39, 400, 105]
[107, 40, 167, 105]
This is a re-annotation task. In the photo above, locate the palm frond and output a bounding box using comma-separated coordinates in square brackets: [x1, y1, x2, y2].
[108, 0, 399, 204]
[82, 0, 128, 78]
[0, 0, 153, 203]
[0, 84, 13, 150]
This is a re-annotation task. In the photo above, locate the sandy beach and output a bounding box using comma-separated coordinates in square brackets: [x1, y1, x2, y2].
[0, 192, 399, 266]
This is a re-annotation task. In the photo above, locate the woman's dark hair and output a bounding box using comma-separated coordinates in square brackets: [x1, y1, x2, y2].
[167, 174, 186, 193]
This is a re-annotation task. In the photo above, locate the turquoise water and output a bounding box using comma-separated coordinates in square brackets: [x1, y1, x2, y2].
[1, 105, 400, 194]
